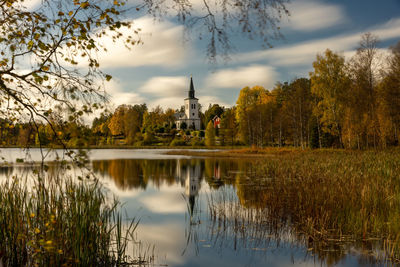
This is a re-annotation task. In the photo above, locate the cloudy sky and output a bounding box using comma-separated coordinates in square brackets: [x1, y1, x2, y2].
[28, 0, 400, 112]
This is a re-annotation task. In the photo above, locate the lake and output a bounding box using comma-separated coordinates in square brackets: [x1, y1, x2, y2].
[0, 148, 387, 266]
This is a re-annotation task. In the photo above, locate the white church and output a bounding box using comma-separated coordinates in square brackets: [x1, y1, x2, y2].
[175, 76, 201, 130]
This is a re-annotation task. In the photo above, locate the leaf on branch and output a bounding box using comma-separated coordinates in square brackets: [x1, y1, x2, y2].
[80, 2, 90, 9]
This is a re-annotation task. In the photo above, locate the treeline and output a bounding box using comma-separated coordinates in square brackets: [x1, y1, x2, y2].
[0, 34, 398, 149]
[233, 34, 400, 149]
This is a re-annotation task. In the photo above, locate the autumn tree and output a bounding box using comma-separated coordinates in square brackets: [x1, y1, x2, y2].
[310, 49, 350, 147]
[345, 33, 381, 148]
[0, 0, 134, 152]
[205, 121, 215, 146]
[92, 112, 112, 145]
[162, 108, 177, 130]
[283, 78, 312, 148]
[220, 107, 237, 146]
[236, 85, 272, 146]
[376, 41, 400, 146]
[108, 105, 126, 136]
[270, 82, 289, 147]
[142, 105, 165, 133]
[107, 104, 147, 144]
[124, 104, 147, 144]
[204, 104, 224, 128]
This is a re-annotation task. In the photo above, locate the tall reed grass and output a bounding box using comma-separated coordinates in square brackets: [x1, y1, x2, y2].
[0, 172, 149, 266]
[207, 149, 400, 264]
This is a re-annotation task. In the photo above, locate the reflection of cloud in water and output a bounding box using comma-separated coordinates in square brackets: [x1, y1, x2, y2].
[88, 149, 191, 160]
[139, 184, 186, 214]
[136, 223, 186, 266]
[101, 177, 143, 198]
[0, 148, 193, 164]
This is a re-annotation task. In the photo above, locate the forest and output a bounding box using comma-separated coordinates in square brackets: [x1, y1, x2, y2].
[1, 34, 399, 150]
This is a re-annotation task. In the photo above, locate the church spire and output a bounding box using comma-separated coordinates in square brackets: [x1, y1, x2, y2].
[189, 76, 195, 98]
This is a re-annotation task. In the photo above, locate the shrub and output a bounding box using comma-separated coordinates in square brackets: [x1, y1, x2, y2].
[170, 138, 186, 146]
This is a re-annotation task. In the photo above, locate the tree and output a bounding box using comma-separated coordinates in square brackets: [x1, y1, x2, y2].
[142, 0, 289, 61]
[376, 41, 400, 146]
[310, 49, 350, 147]
[180, 121, 187, 130]
[346, 33, 381, 148]
[108, 105, 127, 136]
[205, 121, 216, 146]
[107, 104, 147, 144]
[220, 107, 238, 146]
[236, 85, 271, 146]
[0, 0, 133, 151]
[283, 78, 312, 148]
[204, 104, 224, 127]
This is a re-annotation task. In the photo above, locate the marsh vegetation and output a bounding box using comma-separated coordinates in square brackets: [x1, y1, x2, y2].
[0, 165, 149, 266]
[206, 149, 400, 264]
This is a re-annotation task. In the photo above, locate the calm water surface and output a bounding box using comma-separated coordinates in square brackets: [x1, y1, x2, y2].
[0, 148, 385, 267]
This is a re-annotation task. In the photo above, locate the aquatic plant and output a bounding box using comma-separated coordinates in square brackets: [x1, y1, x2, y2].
[206, 149, 400, 264]
[0, 173, 149, 266]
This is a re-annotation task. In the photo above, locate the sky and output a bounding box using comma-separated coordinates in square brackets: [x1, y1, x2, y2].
[26, 0, 400, 113]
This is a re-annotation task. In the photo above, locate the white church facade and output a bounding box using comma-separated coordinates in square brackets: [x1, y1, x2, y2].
[175, 77, 201, 130]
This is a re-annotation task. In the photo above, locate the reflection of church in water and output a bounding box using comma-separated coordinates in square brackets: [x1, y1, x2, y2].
[175, 159, 202, 217]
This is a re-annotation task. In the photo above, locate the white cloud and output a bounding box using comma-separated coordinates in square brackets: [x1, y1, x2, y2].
[236, 18, 400, 67]
[284, 0, 347, 32]
[139, 188, 186, 214]
[136, 223, 186, 265]
[74, 16, 188, 69]
[206, 65, 278, 89]
[147, 96, 184, 110]
[198, 95, 231, 109]
[105, 79, 145, 106]
[145, 94, 231, 111]
[21, 0, 41, 10]
[138, 76, 187, 97]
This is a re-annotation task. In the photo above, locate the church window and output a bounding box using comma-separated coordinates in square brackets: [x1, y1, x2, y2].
[194, 104, 196, 109]
[192, 113, 194, 116]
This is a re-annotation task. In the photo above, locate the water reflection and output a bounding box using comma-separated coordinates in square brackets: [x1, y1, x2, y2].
[0, 152, 390, 267]
[90, 157, 387, 266]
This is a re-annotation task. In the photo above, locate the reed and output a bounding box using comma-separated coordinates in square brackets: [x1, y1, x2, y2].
[207, 149, 400, 264]
[0, 173, 148, 266]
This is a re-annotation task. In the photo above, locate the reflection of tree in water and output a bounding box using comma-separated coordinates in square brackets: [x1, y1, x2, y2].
[92, 158, 206, 192]
[0, 165, 14, 177]
[92, 160, 148, 190]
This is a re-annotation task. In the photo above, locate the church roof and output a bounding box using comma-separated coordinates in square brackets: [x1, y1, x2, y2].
[190, 76, 194, 92]
[186, 76, 198, 100]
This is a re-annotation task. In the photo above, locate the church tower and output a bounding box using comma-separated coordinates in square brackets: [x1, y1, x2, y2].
[184, 76, 201, 130]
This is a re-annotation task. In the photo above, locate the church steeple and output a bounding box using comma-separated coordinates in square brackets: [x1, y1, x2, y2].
[188, 76, 195, 99]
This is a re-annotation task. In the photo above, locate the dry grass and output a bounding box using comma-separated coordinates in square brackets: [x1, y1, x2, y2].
[206, 148, 400, 264]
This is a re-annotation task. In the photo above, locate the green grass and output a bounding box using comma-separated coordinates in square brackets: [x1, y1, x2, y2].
[0, 173, 148, 266]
